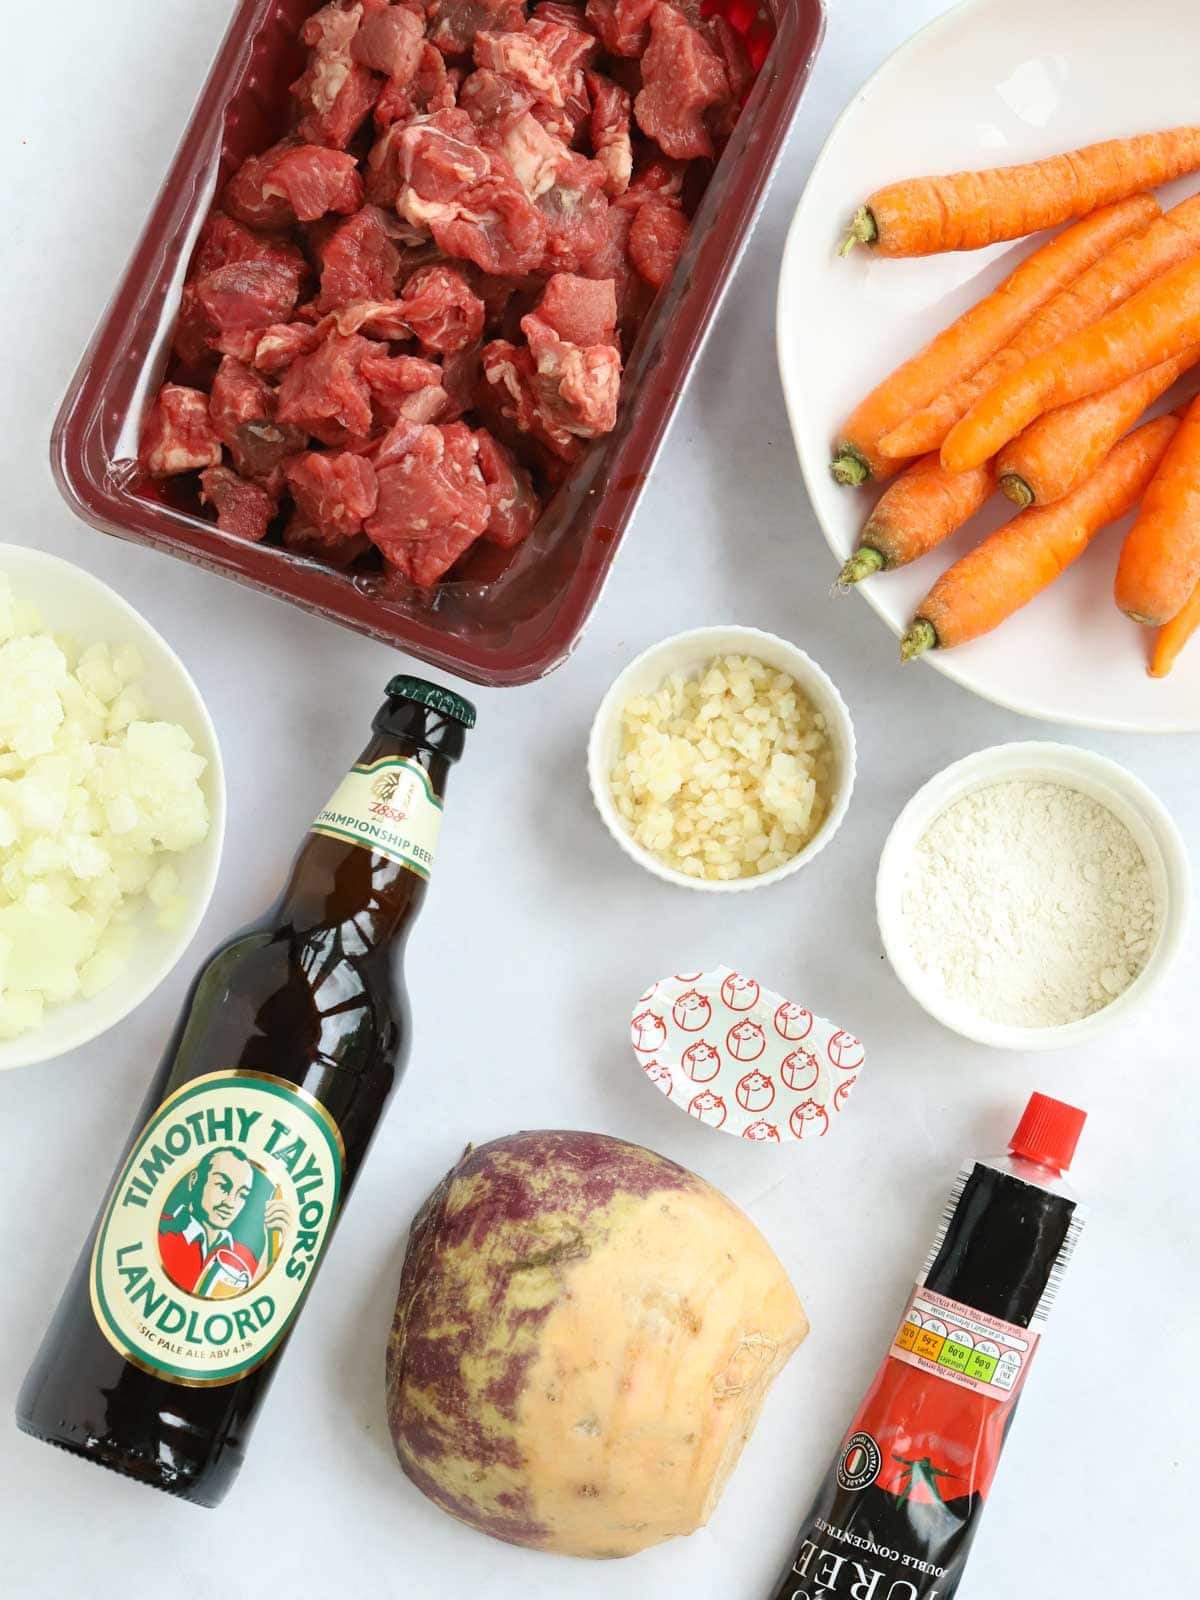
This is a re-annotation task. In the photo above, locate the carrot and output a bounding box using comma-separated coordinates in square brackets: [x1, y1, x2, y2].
[901, 414, 1180, 659]
[838, 455, 994, 584]
[830, 197, 1159, 486]
[1149, 578, 1200, 675]
[997, 347, 1200, 508]
[839, 127, 1200, 257]
[942, 253, 1200, 473]
[879, 192, 1200, 460]
[1114, 392, 1200, 624]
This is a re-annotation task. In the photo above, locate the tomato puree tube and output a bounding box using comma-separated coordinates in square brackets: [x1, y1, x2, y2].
[770, 1092, 1087, 1600]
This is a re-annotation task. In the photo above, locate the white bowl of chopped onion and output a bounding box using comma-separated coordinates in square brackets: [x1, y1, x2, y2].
[0, 544, 225, 1070]
[588, 626, 856, 892]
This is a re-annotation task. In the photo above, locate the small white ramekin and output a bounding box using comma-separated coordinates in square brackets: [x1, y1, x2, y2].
[876, 742, 1191, 1051]
[587, 625, 857, 892]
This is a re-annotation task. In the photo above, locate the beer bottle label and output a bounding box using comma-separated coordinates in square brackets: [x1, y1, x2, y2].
[310, 755, 442, 880]
[90, 1071, 344, 1388]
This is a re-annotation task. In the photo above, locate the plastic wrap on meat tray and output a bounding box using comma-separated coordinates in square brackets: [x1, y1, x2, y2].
[52, 0, 826, 685]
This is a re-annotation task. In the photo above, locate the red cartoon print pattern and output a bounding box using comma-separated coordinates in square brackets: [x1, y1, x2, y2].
[735, 1070, 775, 1113]
[643, 1060, 673, 1096]
[688, 1090, 727, 1128]
[828, 1030, 865, 1072]
[721, 972, 760, 1011]
[774, 1002, 814, 1041]
[631, 1010, 667, 1054]
[630, 967, 864, 1144]
[681, 1041, 721, 1082]
[673, 990, 712, 1031]
[833, 1076, 857, 1113]
[780, 1048, 820, 1092]
[727, 1020, 766, 1062]
[789, 1100, 830, 1140]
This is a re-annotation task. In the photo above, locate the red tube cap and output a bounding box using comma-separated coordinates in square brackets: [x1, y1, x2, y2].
[1010, 1092, 1087, 1172]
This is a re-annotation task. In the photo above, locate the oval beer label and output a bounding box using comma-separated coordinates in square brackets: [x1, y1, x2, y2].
[311, 756, 441, 880]
[90, 1071, 344, 1387]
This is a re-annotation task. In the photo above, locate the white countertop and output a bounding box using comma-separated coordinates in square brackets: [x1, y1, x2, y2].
[2, 2, 1196, 1596]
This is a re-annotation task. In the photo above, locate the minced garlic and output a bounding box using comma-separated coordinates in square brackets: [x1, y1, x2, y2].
[609, 654, 833, 881]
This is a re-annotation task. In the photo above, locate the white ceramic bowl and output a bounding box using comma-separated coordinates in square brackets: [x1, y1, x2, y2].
[876, 742, 1190, 1050]
[0, 544, 226, 1071]
[587, 626, 856, 892]
[777, 0, 1200, 732]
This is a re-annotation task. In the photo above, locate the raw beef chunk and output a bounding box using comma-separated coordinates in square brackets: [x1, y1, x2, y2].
[276, 332, 376, 443]
[292, 2, 381, 148]
[224, 141, 363, 229]
[459, 66, 537, 131]
[361, 352, 452, 424]
[142, 386, 223, 477]
[252, 321, 324, 374]
[209, 356, 307, 479]
[585, 0, 654, 57]
[398, 265, 486, 352]
[199, 466, 278, 540]
[316, 207, 402, 312]
[366, 422, 491, 582]
[476, 430, 539, 546]
[284, 450, 380, 540]
[533, 1, 596, 29]
[482, 296, 619, 461]
[628, 195, 688, 286]
[195, 259, 306, 341]
[522, 306, 620, 441]
[174, 220, 309, 366]
[709, 13, 753, 101]
[352, 4, 424, 79]
[426, 0, 526, 56]
[395, 111, 549, 274]
[634, 4, 729, 160]
[535, 272, 616, 345]
[587, 71, 631, 194]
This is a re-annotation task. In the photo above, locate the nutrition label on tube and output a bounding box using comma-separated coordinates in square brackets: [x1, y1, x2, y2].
[889, 1285, 1039, 1401]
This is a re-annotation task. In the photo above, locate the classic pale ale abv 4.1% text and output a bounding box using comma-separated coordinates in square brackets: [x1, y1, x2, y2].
[16, 676, 474, 1505]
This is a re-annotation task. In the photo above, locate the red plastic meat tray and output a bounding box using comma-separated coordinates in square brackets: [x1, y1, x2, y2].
[52, 0, 826, 687]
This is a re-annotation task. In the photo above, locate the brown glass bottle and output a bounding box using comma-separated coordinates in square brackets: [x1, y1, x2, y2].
[15, 676, 473, 1507]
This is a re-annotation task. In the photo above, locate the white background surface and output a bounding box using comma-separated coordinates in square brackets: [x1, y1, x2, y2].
[1, 2, 1196, 1597]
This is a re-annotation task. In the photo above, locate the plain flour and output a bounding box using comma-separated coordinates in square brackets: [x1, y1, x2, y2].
[902, 780, 1159, 1028]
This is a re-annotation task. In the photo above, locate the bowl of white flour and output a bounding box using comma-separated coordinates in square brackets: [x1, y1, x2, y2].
[876, 743, 1190, 1050]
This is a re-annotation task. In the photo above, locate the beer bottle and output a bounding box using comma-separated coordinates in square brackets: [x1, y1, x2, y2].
[16, 675, 473, 1506]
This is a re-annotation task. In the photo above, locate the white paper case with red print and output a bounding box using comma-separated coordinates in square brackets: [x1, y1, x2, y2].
[630, 967, 865, 1143]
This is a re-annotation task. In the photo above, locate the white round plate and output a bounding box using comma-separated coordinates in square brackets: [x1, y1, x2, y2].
[778, 0, 1200, 732]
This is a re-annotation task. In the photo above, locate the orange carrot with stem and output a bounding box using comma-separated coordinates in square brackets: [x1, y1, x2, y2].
[997, 347, 1200, 508]
[1115, 392, 1200, 624]
[901, 414, 1180, 659]
[1149, 579, 1200, 675]
[840, 127, 1200, 257]
[880, 192, 1200, 460]
[942, 253, 1200, 473]
[830, 197, 1159, 486]
[839, 455, 995, 584]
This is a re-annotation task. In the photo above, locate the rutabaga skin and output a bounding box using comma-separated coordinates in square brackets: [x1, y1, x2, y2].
[386, 1130, 810, 1559]
[768, 1094, 1086, 1600]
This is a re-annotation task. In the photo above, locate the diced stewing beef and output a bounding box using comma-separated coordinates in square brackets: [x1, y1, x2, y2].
[144, 0, 746, 584]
